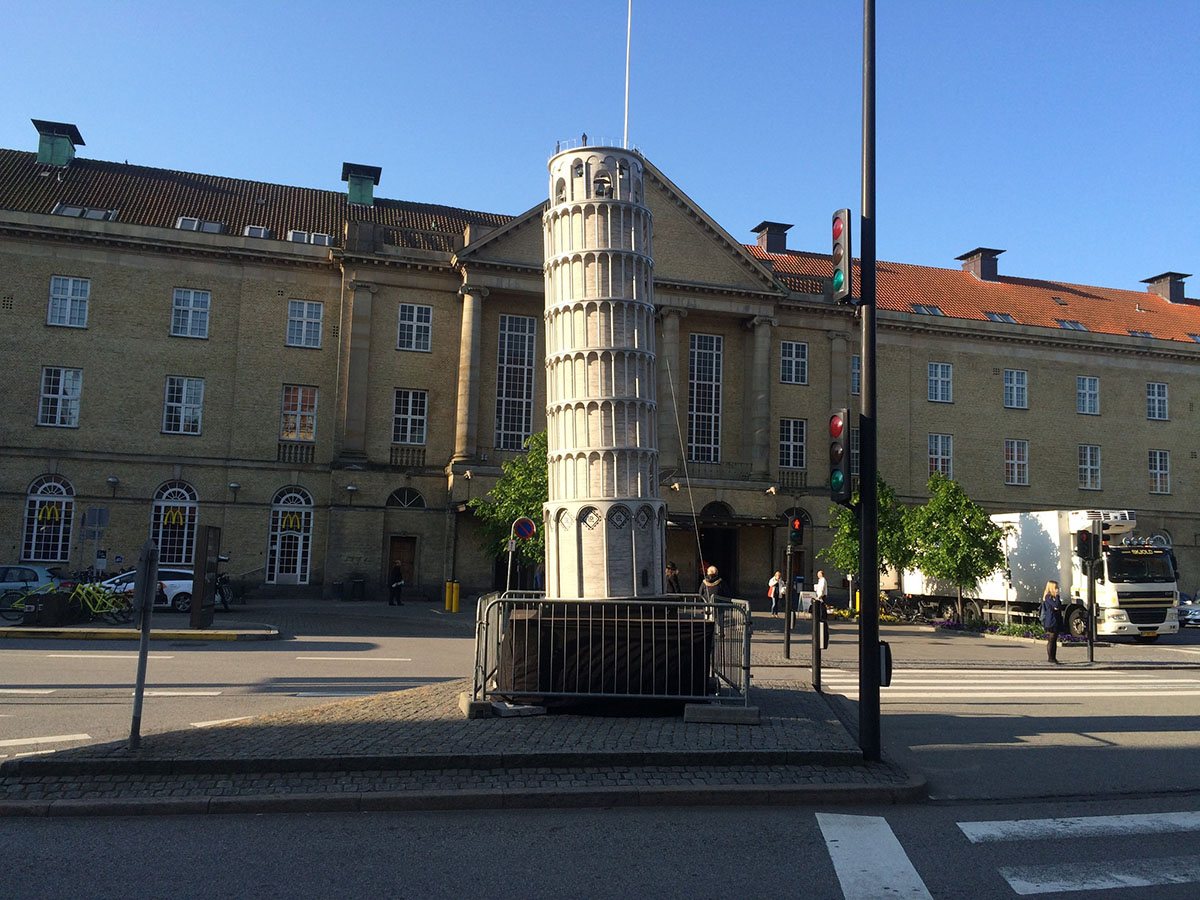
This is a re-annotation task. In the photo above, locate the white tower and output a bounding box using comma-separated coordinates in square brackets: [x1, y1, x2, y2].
[542, 146, 664, 599]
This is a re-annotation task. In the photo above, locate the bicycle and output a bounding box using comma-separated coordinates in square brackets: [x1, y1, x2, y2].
[67, 582, 133, 625]
[0, 582, 58, 622]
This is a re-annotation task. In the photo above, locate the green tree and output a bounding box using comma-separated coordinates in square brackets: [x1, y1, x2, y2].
[467, 430, 548, 566]
[818, 477, 916, 581]
[908, 472, 1007, 622]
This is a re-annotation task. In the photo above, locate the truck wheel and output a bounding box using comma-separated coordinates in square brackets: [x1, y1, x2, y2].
[1135, 633, 1160, 643]
[1066, 608, 1088, 637]
[963, 600, 983, 626]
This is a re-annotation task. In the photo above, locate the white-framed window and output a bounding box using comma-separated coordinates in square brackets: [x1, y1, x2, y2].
[1078, 444, 1101, 490]
[495, 315, 537, 450]
[688, 333, 722, 463]
[1077, 376, 1100, 415]
[778, 418, 806, 469]
[392, 389, 428, 445]
[21, 475, 74, 563]
[780, 341, 808, 385]
[286, 300, 323, 348]
[38, 367, 82, 427]
[162, 376, 204, 435]
[1149, 449, 1170, 494]
[280, 385, 317, 442]
[397, 303, 432, 352]
[176, 216, 224, 234]
[152, 481, 198, 565]
[53, 202, 116, 221]
[47, 275, 89, 327]
[928, 433, 952, 478]
[851, 354, 861, 396]
[286, 230, 332, 246]
[267, 486, 313, 585]
[1146, 382, 1169, 420]
[1004, 439, 1030, 486]
[850, 426, 861, 476]
[243, 225, 272, 239]
[1003, 369, 1028, 409]
[928, 362, 953, 403]
[170, 288, 210, 338]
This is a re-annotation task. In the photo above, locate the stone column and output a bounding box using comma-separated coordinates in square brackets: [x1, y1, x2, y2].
[453, 283, 488, 462]
[747, 316, 776, 479]
[342, 280, 376, 457]
[656, 307, 686, 472]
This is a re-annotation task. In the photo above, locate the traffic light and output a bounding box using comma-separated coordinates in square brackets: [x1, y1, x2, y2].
[1074, 529, 1099, 563]
[831, 208, 852, 304]
[789, 516, 804, 545]
[829, 407, 852, 506]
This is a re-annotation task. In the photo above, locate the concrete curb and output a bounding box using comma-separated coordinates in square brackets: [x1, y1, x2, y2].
[0, 775, 928, 818]
[0, 623, 280, 641]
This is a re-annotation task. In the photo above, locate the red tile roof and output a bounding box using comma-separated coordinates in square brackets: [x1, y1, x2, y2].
[0, 149, 511, 249]
[747, 244, 1200, 345]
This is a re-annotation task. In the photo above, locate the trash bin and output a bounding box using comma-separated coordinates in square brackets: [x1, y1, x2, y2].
[350, 577, 366, 601]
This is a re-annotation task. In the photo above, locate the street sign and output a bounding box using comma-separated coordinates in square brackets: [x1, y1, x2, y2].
[514, 517, 536, 539]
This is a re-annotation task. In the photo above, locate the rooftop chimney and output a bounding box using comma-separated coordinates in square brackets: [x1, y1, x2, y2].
[1141, 272, 1190, 304]
[956, 247, 1004, 281]
[32, 119, 84, 167]
[751, 221, 793, 254]
[341, 162, 382, 206]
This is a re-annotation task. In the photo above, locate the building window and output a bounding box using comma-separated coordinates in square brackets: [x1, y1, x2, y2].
[171, 288, 210, 338]
[1076, 376, 1100, 415]
[286, 300, 323, 348]
[176, 216, 224, 234]
[53, 202, 116, 221]
[162, 376, 204, 435]
[286, 229, 332, 246]
[1004, 439, 1030, 486]
[927, 362, 953, 403]
[1003, 369, 1028, 409]
[267, 486, 313, 585]
[38, 367, 82, 427]
[392, 389, 428, 445]
[912, 304, 945, 316]
[243, 225, 272, 239]
[928, 433, 952, 478]
[1078, 444, 1101, 490]
[688, 333, 723, 463]
[780, 341, 808, 385]
[152, 481, 198, 565]
[851, 355, 861, 396]
[984, 311, 1017, 324]
[494, 315, 537, 450]
[1129, 330, 1153, 338]
[387, 487, 426, 508]
[1056, 319, 1087, 331]
[397, 303, 432, 352]
[778, 418, 806, 469]
[21, 475, 74, 563]
[1149, 449, 1170, 494]
[280, 385, 317, 442]
[47, 275, 89, 327]
[1146, 382, 1169, 420]
[850, 426, 860, 476]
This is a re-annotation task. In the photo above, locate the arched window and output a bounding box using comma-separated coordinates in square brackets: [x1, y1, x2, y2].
[152, 481, 198, 565]
[555, 178, 566, 203]
[592, 171, 613, 199]
[701, 501, 734, 520]
[22, 475, 74, 562]
[386, 487, 425, 509]
[267, 486, 313, 585]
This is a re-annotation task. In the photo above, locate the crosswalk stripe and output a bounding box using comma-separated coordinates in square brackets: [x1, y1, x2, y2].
[0, 733, 90, 748]
[817, 813, 933, 899]
[999, 854, 1200, 895]
[959, 810, 1200, 843]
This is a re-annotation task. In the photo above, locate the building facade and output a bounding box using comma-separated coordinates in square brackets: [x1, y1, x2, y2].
[2, 120, 1197, 600]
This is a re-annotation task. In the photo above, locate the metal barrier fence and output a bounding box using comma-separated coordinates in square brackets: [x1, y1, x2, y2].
[473, 593, 752, 705]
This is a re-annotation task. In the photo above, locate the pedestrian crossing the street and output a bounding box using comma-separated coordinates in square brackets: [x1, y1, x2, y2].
[817, 667, 1200, 702]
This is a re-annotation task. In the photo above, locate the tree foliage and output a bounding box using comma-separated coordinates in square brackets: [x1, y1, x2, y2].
[467, 431, 548, 566]
[818, 476, 916, 578]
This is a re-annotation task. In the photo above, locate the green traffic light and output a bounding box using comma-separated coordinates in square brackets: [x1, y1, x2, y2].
[832, 270, 844, 291]
[830, 470, 845, 491]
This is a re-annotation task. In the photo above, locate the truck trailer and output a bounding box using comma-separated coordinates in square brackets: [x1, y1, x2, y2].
[904, 509, 1179, 641]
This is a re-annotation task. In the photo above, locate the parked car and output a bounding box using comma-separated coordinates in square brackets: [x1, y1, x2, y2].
[1179, 599, 1200, 628]
[0, 564, 63, 594]
[99, 570, 172, 609]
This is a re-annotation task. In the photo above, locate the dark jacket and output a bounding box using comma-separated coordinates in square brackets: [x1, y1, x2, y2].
[699, 577, 723, 601]
[665, 572, 681, 593]
[1040, 593, 1063, 632]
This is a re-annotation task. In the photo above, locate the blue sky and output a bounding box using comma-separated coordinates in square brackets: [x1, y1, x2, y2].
[3, 1, 1197, 292]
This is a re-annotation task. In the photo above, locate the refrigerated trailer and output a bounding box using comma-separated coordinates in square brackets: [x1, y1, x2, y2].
[904, 509, 1179, 641]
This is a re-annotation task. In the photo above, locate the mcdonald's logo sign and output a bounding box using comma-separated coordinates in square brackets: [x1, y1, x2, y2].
[163, 507, 186, 527]
[37, 503, 62, 523]
[280, 512, 303, 530]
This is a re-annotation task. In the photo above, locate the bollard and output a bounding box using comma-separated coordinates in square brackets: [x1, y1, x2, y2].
[451, 579, 460, 613]
[444, 580, 452, 611]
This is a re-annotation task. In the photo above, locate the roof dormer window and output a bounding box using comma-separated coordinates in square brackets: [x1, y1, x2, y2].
[984, 311, 1017, 324]
[243, 225, 272, 239]
[1128, 330, 1153, 338]
[53, 202, 117, 221]
[912, 304, 944, 316]
[1056, 319, 1087, 331]
[287, 230, 332, 246]
[176, 216, 224, 234]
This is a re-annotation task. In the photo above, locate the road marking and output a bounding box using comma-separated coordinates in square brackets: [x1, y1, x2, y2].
[191, 716, 253, 728]
[46, 653, 174, 659]
[959, 810, 1200, 843]
[816, 813, 933, 899]
[294, 656, 412, 662]
[0, 689, 55, 695]
[139, 690, 222, 697]
[0, 733, 91, 748]
[291, 691, 382, 697]
[1000, 854, 1200, 895]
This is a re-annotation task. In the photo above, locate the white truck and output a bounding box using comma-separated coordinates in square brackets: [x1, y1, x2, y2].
[904, 509, 1179, 641]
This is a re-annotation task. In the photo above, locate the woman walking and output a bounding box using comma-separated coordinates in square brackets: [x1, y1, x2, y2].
[768, 570, 786, 616]
[1041, 579, 1064, 663]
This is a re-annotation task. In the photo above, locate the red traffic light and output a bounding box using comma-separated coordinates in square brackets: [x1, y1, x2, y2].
[791, 518, 802, 531]
[829, 413, 845, 438]
[832, 217, 843, 241]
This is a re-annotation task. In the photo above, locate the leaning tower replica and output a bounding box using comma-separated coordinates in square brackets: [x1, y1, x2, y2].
[542, 145, 665, 599]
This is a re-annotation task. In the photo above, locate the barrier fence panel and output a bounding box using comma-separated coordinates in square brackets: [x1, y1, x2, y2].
[473, 593, 752, 706]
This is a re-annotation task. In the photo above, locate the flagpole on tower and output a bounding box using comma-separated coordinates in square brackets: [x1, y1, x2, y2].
[623, 0, 633, 148]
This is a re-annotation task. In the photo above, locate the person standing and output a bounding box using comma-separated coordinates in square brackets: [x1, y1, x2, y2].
[699, 565, 723, 602]
[768, 570, 786, 616]
[389, 564, 405, 606]
[1041, 580, 1064, 663]
[815, 570, 829, 608]
[664, 562, 681, 594]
